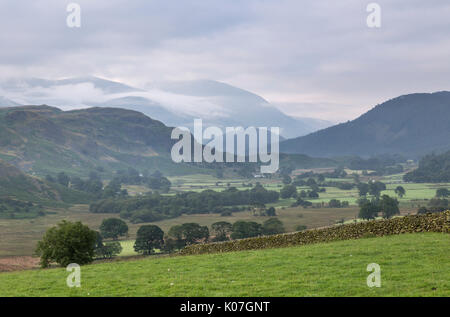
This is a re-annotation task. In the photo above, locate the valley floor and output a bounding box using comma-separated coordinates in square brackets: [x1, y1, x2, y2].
[0, 204, 362, 258]
[0, 233, 448, 297]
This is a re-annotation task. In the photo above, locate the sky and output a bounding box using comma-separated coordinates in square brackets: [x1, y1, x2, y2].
[1, 0, 450, 122]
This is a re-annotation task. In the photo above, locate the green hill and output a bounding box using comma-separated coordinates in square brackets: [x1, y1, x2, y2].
[0, 105, 200, 177]
[281, 91, 450, 158]
[0, 105, 344, 179]
[0, 233, 448, 296]
[0, 159, 93, 209]
[404, 150, 450, 182]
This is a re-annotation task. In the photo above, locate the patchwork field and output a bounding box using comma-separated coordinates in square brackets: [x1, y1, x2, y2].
[0, 233, 448, 296]
[0, 203, 361, 257]
[166, 174, 450, 208]
[2, 170, 446, 258]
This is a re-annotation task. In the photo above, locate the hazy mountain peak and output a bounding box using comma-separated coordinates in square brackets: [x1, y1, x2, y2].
[156, 79, 269, 102]
[0, 76, 333, 138]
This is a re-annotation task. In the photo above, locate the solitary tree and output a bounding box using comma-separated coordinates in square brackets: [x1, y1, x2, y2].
[395, 186, 406, 198]
[231, 221, 262, 239]
[167, 225, 186, 250]
[211, 221, 232, 242]
[35, 221, 97, 268]
[265, 206, 276, 217]
[358, 200, 380, 220]
[262, 218, 285, 235]
[100, 218, 129, 240]
[306, 178, 317, 187]
[134, 225, 164, 255]
[180, 223, 209, 245]
[380, 195, 400, 219]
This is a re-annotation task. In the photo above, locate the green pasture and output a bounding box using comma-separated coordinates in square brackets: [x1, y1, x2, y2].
[0, 233, 448, 296]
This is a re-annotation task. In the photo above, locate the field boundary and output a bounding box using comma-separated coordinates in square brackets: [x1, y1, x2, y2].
[180, 211, 450, 255]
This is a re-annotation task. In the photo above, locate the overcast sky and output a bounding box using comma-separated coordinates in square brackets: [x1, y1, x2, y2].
[1, 0, 449, 121]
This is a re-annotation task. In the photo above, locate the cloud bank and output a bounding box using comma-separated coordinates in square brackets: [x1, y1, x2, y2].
[1, 0, 450, 121]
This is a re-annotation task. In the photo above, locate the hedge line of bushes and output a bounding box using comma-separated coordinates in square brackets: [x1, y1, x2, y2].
[180, 211, 450, 255]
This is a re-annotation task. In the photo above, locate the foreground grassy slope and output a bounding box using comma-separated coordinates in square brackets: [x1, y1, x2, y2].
[0, 233, 448, 296]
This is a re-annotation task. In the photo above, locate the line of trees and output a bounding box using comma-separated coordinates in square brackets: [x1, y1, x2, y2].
[89, 184, 280, 223]
[46, 171, 128, 199]
[35, 217, 286, 267]
[358, 195, 400, 220]
[0, 198, 44, 219]
[136, 218, 286, 254]
[45, 169, 172, 199]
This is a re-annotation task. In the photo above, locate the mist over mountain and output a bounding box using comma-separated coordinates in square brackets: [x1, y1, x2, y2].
[280, 91, 450, 158]
[89, 96, 193, 129]
[0, 96, 20, 107]
[0, 77, 332, 138]
[0, 76, 140, 94]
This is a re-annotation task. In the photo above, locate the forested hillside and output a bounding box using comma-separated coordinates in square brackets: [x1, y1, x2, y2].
[280, 92, 450, 158]
[404, 151, 450, 182]
[0, 159, 93, 213]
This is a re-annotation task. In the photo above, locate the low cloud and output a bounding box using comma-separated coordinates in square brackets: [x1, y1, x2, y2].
[1, 0, 449, 121]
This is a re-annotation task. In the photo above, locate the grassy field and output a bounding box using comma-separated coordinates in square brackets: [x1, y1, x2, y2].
[0, 202, 364, 257]
[0, 233, 448, 296]
[4, 168, 446, 257]
[119, 240, 139, 257]
[166, 173, 450, 206]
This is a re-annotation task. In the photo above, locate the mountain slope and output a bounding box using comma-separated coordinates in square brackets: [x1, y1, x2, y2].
[0, 77, 332, 138]
[89, 96, 190, 128]
[154, 79, 332, 138]
[280, 91, 450, 158]
[0, 159, 92, 205]
[0, 105, 197, 177]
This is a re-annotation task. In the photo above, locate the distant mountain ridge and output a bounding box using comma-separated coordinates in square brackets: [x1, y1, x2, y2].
[0, 76, 333, 138]
[0, 104, 340, 179]
[280, 91, 450, 158]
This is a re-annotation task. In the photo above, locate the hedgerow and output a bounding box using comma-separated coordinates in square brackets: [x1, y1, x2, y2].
[180, 211, 450, 255]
